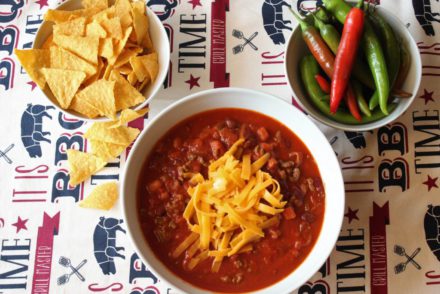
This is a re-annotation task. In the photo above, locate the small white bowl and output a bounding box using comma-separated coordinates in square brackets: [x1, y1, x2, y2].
[122, 88, 345, 294]
[32, 0, 170, 121]
[285, 6, 422, 131]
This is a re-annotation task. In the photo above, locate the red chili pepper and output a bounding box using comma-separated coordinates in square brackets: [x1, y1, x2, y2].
[330, 0, 365, 114]
[345, 85, 362, 122]
[314, 74, 330, 94]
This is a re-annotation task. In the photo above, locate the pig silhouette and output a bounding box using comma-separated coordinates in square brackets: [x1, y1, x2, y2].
[262, 0, 292, 45]
[20, 104, 54, 158]
[93, 217, 126, 275]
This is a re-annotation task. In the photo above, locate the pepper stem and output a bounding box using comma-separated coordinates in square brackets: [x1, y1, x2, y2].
[311, 12, 325, 31]
[288, 7, 309, 31]
[356, 0, 364, 9]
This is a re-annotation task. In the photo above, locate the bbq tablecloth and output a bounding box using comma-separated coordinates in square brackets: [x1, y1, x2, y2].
[1, 0, 440, 293]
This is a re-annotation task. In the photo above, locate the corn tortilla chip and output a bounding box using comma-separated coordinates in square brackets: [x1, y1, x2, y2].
[82, 0, 108, 10]
[91, 6, 116, 23]
[86, 22, 107, 38]
[108, 26, 132, 65]
[50, 46, 97, 78]
[138, 52, 158, 82]
[100, 17, 123, 39]
[74, 79, 116, 120]
[41, 34, 54, 49]
[115, 0, 132, 28]
[83, 57, 105, 86]
[79, 182, 118, 210]
[108, 108, 148, 128]
[84, 121, 140, 145]
[53, 16, 86, 36]
[69, 95, 101, 118]
[99, 38, 114, 60]
[14, 49, 50, 89]
[113, 47, 142, 68]
[67, 149, 107, 186]
[44, 7, 102, 23]
[131, 1, 148, 45]
[116, 63, 132, 75]
[110, 70, 145, 110]
[90, 139, 126, 161]
[53, 34, 99, 65]
[129, 55, 148, 81]
[41, 68, 86, 109]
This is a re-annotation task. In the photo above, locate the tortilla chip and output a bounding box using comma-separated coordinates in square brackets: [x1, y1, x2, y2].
[138, 77, 150, 92]
[99, 38, 114, 60]
[116, 63, 132, 75]
[90, 139, 126, 161]
[69, 95, 101, 118]
[91, 6, 116, 23]
[108, 26, 132, 65]
[100, 17, 123, 39]
[142, 31, 154, 53]
[67, 149, 107, 186]
[131, 1, 148, 45]
[50, 47, 97, 78]
[109, 108, 148, 128]
[44, 7, 102, 23]
[53, 34, 99, 65]
[83, 57, 104, 86]
[74, 79, 116, 119]
[14, 49, 50, 89]
[109, 70, 145, 110]
[82, 0, 108, 10]
[115, 0, 132, 28]
[41, 68, 86, 109]
[79, 182, 118, 210]
[53, 16, 86, 36]
[138, 52, 158, 82]
[86, 22, 107, 38]
[114, 47, 142, 68]
[41, 34, 54, 49]
[84, 121, 140, 145]
[129, 55, 148, 81]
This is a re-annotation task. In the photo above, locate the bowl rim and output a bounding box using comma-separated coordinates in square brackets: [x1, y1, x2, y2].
[284, 5, 422, 131]
[32, 0, 170, 122]
[121, 87, 345, 294]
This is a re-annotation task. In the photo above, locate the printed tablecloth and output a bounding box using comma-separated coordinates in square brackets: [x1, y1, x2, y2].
[1, 0, 440, 293]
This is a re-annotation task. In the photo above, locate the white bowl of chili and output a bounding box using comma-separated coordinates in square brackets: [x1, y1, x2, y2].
[122, 88, 344, 293]
[285, 5, 422, 131]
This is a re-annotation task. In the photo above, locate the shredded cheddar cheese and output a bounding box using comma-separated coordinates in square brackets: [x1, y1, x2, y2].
[174, 139, 286, 272]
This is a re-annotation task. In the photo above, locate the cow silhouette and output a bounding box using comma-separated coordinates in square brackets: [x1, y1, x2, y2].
[129, 253, 158, 284]
[93, 217, 126, 275]
[147, 0, 178, 21]
[21, 104, 54, 158]
[262, 0, 292, 45]
[424, 205, 440, 262]
[413, 0, 440, 36]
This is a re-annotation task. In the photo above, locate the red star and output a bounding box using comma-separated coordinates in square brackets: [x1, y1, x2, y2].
[12, 216, 28, 233]
[344, 207, 359, 224]
[423, 175, 438, 191]
[27, 81, 37, 91]
[35, 0, 49, 9]
[419, 89, 435, 105]
[185, 74, 200, 90]
[188, 0, 202, 9]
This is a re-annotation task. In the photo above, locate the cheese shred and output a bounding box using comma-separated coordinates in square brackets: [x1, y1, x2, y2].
[175, 139, 286, 271]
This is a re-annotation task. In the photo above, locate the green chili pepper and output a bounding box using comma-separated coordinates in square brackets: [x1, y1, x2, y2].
[313, 13, 375, 89]
[300, 55, 395, 124]
[368, 12, 401, 110]
[322, 0, 390, 115]
[352, 80, 371, 117]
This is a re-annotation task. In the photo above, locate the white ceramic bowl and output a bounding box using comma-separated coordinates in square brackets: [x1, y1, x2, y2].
[122, 88, 345, 294]
[32, 0, 170, 121]
[285, 6, 422, 131]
